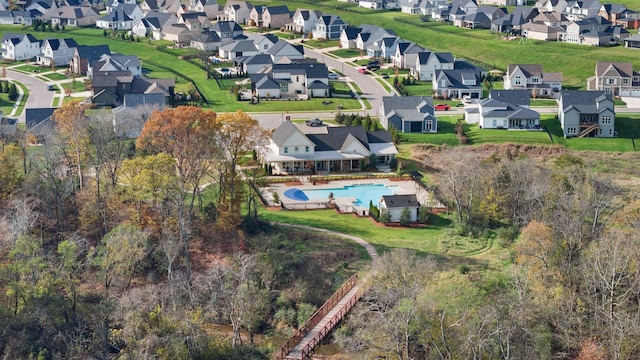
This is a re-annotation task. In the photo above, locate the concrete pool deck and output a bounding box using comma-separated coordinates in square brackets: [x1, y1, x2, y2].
[261, 178, 439, 213]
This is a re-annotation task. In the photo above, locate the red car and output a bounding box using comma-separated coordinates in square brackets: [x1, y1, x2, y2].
[358, 68, 369, 74]
[434, 103, 450, 111]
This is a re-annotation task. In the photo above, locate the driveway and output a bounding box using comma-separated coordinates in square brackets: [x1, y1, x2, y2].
[6, 69, 54, 123]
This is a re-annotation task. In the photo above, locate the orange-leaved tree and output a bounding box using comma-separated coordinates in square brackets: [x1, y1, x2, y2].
[136, 106, 220, 282]
[53, 99, 89, 189]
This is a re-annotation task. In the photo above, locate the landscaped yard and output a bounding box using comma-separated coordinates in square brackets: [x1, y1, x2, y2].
[43, 72, 69, 81]
[302, 39, 339, 49]
[0, 93, 14, 115]
[329, 48, 362, 58]
[62, 80, 86, 93]
[10, 64, 50, 74]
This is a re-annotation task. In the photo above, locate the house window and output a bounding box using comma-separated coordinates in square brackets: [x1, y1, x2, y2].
[264, 44, 268, 50]
[305, 146, 309, 152]
[610, 129, 613, 135]
[607, 78, 616, 85]
[514, 75, 522, 85]
[294, 146, 299, 152]
[602, 115, 612, 124]
[567, 127, 577, 135]
[622, 78, 629, 85]
[531, 77, 539, 83]
[284, 147, 288, 153]
[280, 83, 288, 92]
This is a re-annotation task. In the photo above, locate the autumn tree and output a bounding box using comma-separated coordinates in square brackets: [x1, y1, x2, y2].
[214, 110, 267, 233]
[137, 106, 220, 281]
[53, 100, 90, 189]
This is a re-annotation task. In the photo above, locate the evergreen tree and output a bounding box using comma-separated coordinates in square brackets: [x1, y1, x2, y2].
[399, 207, 412, 226]
[8, 83, 18, 101]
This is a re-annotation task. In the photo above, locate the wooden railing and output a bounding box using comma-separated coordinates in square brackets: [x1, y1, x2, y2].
[275, 273, 359, 360]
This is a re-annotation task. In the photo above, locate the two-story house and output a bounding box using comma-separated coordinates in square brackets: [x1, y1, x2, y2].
[491, 7, 539, 33]
[355, 25, 397, 53]
[560, 17, 629, 45]
[251, 62, 329, 99]
[89, 53, 142, 77]
[92, 71, 175, 107]
[503, 64, 563, 97]
[260, 120, 398, 175]
[222, 0, 252, 24]
[268, 40, 304, 63]
[188, 0, 222, 19]
[45, 6, 100, 27]
[105, 0, 136, 13]
[312, 14, 347, 40]
[177, 11, 211, 31]
[70, 44, 110, 75]
[96, 4, 144, 30]
[412, 51, 454, 81]
[391, 41, 424, 69]
[433, 69, 482, 99]
[379, 95, 438, 133]
[1, 33, 40, 61]
[286, 8, 321, 34]
[401, 0, 447, 17]
[37, 38, 78, 67]
[131, 11, 174, 38]
[210, 20, 243, 45]
[465, 89, 541, 129]
[219, 39, 258, 60]
[586, 61, 640, 96]
[558, 90, 615, 137]
[563, 0, 602, 21]
[262, 5, 290, 29]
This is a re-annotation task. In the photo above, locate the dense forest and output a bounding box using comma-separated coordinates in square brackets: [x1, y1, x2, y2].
[0, 102, 638, 359]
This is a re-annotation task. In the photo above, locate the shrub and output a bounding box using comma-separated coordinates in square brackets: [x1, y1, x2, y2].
[399, 207, 412, 226]
[379, 209, 391, 224]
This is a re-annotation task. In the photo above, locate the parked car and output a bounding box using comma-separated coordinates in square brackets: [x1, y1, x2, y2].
[306, 118, 323, 126]
[434, 103, 450, 111]
[358, 68, 368, 74]
[366, 61, 380, 71]
[47, 85, 55, 91]
[328, 72, 339, 80]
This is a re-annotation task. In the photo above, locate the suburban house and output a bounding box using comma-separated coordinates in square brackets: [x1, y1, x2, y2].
[312, 14, 348, 40]
[259, 120, 398, 175]
[25, 107, 57, 144]
[534, 10, 568, 28]
[520, 20, 561, 40]
[563, 0, 602, 21]
[222, 0, 252, 24]
[44, 6, 100, 27]
[503, 64, 563, 97]
[245, 33, 278, 54]
[106, 0, 136, 12]
[339, 27, 361, 49]
[359, 0, 400, 10]
[89, 53, 142, 77]
[400, 0, 447, 16]
[433, 69, 482, 99]
[219, 39, 258, 60]
[139, 0, 182, 14]
[623, 33, 640, 48]
[379, 95, 438, 133]
[160, 23, 193, 43]
[209, 20, 244, 45]
[131, 11, 174, 38]
[465, 89, 541, 129]
[190, 29, 222, 51]
[558, 90, 615, 137]
[96, 4, 144, 30]
[366, 36, 402, 59]
[286, 8, 321, 34]
[37, 38, 78, 67]
[235, 53, 273, 74]
[0, 10, 37, 25]
[391, 41, 424, 69]
[378, 194, 420, 223]
[491, 7, 540, 33]
[251, 62, 329, 99]
[70, 44, 110, 75]
[261, 5, 290, 29]
[535, 0, 568, 12]
[355, 25, 397, 53]
[586, 61, 640, 96]
[1, 33, 40, 61]
[92, 70, 175, 107]
[188, 0, 222, 19]
[559, 17, 629, 45]
[177, 11, 211, 31]
[411, 51, 454, 81]
[268, 40, 304, 63]
[26, 0, 59, 17]
[598, 3, 632, 24]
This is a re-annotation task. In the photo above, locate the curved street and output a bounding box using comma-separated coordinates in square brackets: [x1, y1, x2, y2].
[6, 69, 54, 123]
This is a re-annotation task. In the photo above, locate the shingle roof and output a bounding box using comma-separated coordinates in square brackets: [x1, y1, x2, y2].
[489, 89, 530, 106]
[560, 90, 612, 112]
[381, 194, 419, 208]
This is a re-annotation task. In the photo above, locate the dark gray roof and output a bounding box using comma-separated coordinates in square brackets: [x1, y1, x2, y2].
[253, 74, 280, 90]
[123, 93, 166, 107]
[271, 119, 300, 145]
[307, 126, 373, 152]
[211, 20, 242, 33]
[342, 26, 362, 40]
[99, 7, 132, 22]
[307, 80, 329, 89]
[272, 62, 328, 78]
[75, 44, 111, 60]
[43, 38, 78, 50]
[237, 53, 272, 65]
[435, 69, 481, 89]
[382, 194, 419, 208]
[265, 5, 289, 15]
[489, 90, 530, 107]
[268, 40, 303, 56]
[561, 90, 612, 112]
[192, 30, 221, 43]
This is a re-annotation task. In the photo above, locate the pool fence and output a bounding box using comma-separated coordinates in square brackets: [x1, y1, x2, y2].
[281, 201, 331, 210]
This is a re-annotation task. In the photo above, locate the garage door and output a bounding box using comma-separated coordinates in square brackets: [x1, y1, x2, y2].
[411, 121, 422, 132]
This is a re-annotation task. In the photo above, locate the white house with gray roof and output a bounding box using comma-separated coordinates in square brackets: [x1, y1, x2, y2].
[504, 64, 563, 97]
[411, 51, 454, 81]
[379, 96, 437, 133]
[433, 69, 482, 99]
[251, 62, 330, 99]
[379, 194, 420, 223]
[465, 90, 541, 130]
[219, 39, 258, 60]
[260, 120, 398, 175]
[286, 8, 322, 33]
[558, 90, 615, 137]
[1, 33, 40, 61]
[312, 14, 347, 40]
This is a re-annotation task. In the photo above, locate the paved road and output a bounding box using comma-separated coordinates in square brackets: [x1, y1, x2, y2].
[6, 69, 54, 123]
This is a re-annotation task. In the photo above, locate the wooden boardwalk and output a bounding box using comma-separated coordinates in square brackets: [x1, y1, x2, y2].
[274, 224, 381, 360]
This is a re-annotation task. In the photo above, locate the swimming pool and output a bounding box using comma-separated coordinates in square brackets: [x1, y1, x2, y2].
[284, 184, 398, 207]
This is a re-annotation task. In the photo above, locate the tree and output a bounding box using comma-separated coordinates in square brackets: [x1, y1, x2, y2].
[214, 110, 267, 233]
[399, 207, 412, 226]
[8, 82, 18, 101]
[52, 100, 89, 189]
[0, 64, 6, 79]
[0, 142, 22, 200]
[136, 106, 220, 283]
[96, 224, 148, 296]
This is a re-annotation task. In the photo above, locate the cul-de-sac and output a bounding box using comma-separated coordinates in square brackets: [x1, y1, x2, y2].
[0, 0, 639, 358]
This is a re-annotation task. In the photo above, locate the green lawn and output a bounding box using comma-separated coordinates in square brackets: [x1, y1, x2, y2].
[530, 98, 558, 107]
[401, 81, 432, 96]
[52, 97, 61, 107]
[331, 80, 351, 94]
[375, 78, 393, 93]
[259, 208, 452, 255]
[11, 64, 49, 74]
[62, 80, 86, 93]
[43, 72, 69, 81]
[0, 93, 13, 115]
[14, 81, 28, 116]
[302, 39, 339, 48]
[329, 48, 362, 58]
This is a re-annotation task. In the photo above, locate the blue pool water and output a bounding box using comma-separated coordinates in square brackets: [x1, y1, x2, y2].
[285, 184, 397, 207]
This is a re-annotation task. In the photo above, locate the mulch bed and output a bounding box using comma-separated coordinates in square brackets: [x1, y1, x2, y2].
[285, 181, 303, 186]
